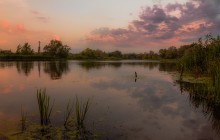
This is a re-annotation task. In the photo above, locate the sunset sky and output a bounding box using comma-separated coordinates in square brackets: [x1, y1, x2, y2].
[1, 0, 220, 53]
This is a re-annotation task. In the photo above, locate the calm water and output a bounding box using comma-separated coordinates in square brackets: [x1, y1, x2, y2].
[0, 61, 219, 140]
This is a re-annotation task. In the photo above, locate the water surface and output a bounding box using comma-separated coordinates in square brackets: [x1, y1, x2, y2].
[0, 61, 219, 140]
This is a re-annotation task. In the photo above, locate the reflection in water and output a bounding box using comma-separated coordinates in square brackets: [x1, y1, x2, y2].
[77, 61, 122, 71]
[1, 60, 220, 139]
[77, 61, 161, 71]
[77, 61, 177, 72]
[43, 61, 70, 80]
[176, 80, 220, 133]
[135, 72, 137, 82]
[78, 62, 107, 71]
[38, 61, 41, 77]
[0, 61, 70, 79]
[16, 61, 34, 76]
[0, 61, 14, 69]
[159, 62, 177, 72]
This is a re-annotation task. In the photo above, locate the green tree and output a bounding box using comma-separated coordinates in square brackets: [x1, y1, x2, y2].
[159, 49, 167, 58]
[80, 48, 96, 58]
[166, 46, 178, 59]
[108, 50, 122, 58]
[16, 43, 34, 55]
[43, 40, 70, 58]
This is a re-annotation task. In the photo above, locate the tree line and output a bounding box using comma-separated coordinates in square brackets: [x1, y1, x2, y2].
[0, 35, 219, 63]
[69, 44, 198, 60]
[0, 40, 71, 59]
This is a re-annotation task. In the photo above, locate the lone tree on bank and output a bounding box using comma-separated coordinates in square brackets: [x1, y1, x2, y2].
[43, 40, 71, 58]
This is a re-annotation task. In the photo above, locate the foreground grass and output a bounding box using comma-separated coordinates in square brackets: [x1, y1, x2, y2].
[3, 89, 97, 140]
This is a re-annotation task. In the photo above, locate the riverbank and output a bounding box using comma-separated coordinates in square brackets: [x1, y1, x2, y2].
[0, 54, 178, 62]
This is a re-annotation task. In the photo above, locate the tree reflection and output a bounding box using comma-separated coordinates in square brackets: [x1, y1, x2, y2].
[43, 61, 70, 80]
[78, 62, 107, 71]
[78, 62, 122, 71]
[0, 61, 14, 69]
[78, 61, 162, 71]
[176, 80, 220, 133]
[16, 61, 34, 76]
[159, 62, 177, 72]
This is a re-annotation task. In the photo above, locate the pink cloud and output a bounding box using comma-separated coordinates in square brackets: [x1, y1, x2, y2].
[53, 34, 60, 41]
[0, 19, 63, 51]
[31, 10, 39, 15]
[86, 0, 220, 51]
[15, 24, 27, 33]
[0, 20, 27, 34]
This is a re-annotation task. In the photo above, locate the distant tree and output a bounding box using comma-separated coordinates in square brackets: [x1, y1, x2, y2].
[0, 49, 12, 54]
[81, 48, 96, 58]
[108, 50, 122, 58]
[149, 50, 155, 59]
[43, 40, 70, 58]
[16, 44, 21, 54]
[159, 49, 167, 58]
[165, 46, 178, 59]
[16, 43, 34, 55]
[94, 49, 107, 58]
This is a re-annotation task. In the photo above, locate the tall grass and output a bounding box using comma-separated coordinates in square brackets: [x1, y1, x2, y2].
[75, 96, 90, 129]
[62, 97, 92, 140]
[64, 100, 74, 129]
[14, 92, 95, 140]
[37, 89, 54, 126]
[20, 105, 27, 132]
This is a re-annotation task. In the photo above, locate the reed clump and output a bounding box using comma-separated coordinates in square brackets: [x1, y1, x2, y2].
[14, 90, 95, 140]
[75, 96, 90, 129]
[37, 89, 54, 126]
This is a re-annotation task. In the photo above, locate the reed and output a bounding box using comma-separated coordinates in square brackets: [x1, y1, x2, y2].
[75, 96, 90, 129]
[20, 105, 27, 132]
[64, 100, 74, 129]
[36, 89, 54, 126]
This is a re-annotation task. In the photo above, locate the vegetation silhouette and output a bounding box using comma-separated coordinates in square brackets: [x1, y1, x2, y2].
[16, 43, 34, 55]
[43, 40, 70, 58]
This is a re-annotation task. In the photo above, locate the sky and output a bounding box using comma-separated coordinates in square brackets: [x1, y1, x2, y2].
[0, 0, 220, 53]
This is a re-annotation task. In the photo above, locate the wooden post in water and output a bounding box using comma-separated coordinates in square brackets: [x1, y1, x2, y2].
[135, 71, 137, 82]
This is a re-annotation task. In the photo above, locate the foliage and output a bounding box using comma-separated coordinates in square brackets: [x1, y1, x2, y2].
[108, 50, 122, 58]
[16, 43, 34, 55]
[159, 46, 178, 59]
[179, 35, 220, 76]
[80, 48, 107, 59]
[43, 40, 71, 58]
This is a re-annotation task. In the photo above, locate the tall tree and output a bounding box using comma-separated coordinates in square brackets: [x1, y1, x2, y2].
[43, 40, 71, 58]
[16, 43, 34, 55]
